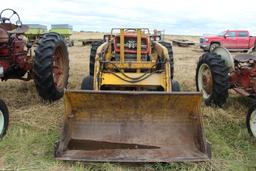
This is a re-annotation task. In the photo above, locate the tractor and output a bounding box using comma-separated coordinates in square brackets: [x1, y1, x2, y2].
[55, 28, 211, 163]
[196, 46, 256, 137]
[0, 99, 8, 139]
[0, 9, 69, 101]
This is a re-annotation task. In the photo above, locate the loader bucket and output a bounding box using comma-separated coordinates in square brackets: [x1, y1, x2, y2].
[55, 90, 211, 162]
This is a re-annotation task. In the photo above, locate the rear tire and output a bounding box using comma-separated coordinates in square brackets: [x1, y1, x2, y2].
[196, 53, 229, 106]
[159, 41, 174, 79]
[89, 41, 104, 76]
[34, 33, 69, 101]
[0, 99, 8, 139]
[81, 76, 93, 90]
[246, 105, 256, 137]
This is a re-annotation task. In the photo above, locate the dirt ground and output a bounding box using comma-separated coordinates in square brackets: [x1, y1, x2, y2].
[0, 32, 255, 171]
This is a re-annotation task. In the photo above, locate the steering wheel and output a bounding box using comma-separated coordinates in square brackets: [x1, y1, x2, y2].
[0, 8, 22, 27]
[125, 28, 137, 32]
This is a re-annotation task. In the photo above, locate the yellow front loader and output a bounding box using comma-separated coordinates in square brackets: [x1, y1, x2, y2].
[55, 28, 211, 162]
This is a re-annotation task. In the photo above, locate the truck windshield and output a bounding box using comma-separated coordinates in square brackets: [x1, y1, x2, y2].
[218, 31, 226, 36]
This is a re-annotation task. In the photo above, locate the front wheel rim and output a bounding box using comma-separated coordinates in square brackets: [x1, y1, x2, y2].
[250, 110, 256, 137]
[53, 46, 65, 91]
[198, 63, 213, 99]
[0, 110, 4, 136]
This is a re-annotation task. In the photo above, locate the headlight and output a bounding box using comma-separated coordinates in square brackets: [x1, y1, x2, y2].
[200, 38, 208, 43]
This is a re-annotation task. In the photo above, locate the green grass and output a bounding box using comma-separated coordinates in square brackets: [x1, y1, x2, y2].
[0, 44, 255, 170]
[0, 94, 255, 171]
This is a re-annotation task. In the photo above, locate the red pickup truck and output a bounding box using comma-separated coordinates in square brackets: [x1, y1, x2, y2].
[200, 30, 256, 52]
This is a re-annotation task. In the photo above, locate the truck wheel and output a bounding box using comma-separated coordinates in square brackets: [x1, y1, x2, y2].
[196, 53, 229, 106]
[89, 41, 104, 76]
[0, 99, 9, 139]
[81, 76, 93, 90]
[209, 43, 220, 52]
[246, 105, 256, 137]
[159, 41, 174, 79]
[34, 33, 69, 101]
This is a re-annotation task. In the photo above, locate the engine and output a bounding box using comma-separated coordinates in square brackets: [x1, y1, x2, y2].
[0, 28, 30, 79]
[230, 55, 256, 94]
[113, 33, 150, 61]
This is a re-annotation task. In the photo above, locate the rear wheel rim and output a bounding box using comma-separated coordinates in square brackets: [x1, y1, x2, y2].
[198, 64, 213, 99]
[250, 110, 256, 137]
[250, 51, 256, 56]
[53, 46, 65, 91]
[0, 110, 4, 136]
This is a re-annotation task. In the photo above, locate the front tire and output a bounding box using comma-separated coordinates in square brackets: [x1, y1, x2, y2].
[81, 76, 93, 90]
[196, 53, 229, 106]
[0, 99, 9, 139]
[246, 105, 256, 137]
[171, 80, 180, 91]
[34, 33, 69, 101]
[159, 41, 174, 79]
[89, 41, 104, 76]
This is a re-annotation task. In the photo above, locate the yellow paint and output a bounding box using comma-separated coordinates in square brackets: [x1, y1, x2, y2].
[101, 72, 166, 89]
[137, 29, 142, 62]
[137, 29, 142, 73]
[120, 29, 125, 64]
[104, 61, 156, 69]
[91, 28, 174, 92]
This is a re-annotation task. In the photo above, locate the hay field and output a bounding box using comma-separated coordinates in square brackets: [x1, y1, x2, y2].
[0, 32, 255, 171]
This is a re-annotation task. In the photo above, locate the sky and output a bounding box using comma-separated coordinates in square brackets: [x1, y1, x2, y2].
[2, 0, 256, 35]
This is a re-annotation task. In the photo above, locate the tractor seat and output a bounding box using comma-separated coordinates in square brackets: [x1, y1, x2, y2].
[7, 25, 29, 34]
[234, 54, 256, 62]
[0, 28, 8, 43]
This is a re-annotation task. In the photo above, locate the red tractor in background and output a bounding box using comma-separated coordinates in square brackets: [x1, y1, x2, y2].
[0, 99, 8, 139]
[196, 46, 256, 137]
[0, 9, 69, 101]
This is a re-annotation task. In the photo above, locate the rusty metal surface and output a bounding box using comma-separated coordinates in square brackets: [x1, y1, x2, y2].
[55, 90, 211, 162]
[0, 23, 28, 34]
[0, 28, 8, 43]
[7, 25, 29, 34]
[0, 23, 17, 31]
